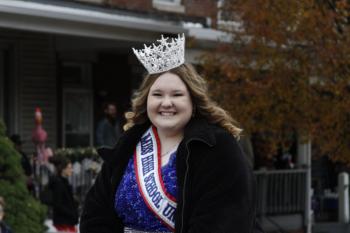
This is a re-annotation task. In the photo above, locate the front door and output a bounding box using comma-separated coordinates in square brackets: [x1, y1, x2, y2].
[61, 62, 93, 147]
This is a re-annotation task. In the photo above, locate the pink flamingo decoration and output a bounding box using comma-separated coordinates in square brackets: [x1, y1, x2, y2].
[32, 107, 50, 164]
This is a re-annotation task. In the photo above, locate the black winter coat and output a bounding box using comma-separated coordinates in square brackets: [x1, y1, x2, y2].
[50, 175, 79, 225]
[80, 118, 261, 233]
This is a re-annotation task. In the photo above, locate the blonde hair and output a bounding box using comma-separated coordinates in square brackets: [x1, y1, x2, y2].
[124, 63, 242, 137]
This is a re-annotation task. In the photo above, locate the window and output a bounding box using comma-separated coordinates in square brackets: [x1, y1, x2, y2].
[217, 0, 242, 31]
[61, 62, 93, 147]
[61, 62, 92, 88]
[62, 89, 93, 147]
[153, 0, 185, 13]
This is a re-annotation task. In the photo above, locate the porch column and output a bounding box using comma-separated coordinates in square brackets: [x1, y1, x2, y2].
[297, 138, 312, 233]
[338, 172, 349, 223]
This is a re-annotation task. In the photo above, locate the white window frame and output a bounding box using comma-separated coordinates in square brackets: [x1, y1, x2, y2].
[61, 62, 93, 147]
[153, 0, 185, 13]
[62, 88, 93, 147]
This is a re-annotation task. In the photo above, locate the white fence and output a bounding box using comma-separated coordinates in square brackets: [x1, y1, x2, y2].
[254, 169, 308, 216]
[33, 158, 101, 207]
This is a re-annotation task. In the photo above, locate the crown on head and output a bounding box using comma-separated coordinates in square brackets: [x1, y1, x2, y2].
[132, 34, 185, 74]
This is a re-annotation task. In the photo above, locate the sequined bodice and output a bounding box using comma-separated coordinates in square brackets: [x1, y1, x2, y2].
[115, 151, 177, 232]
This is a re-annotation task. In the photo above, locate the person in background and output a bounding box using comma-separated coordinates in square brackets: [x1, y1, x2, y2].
[10, 134, 33, 192]
[49, 156, 78, 233]
[96, 102, 122, 147]
[0, 196, 13, 233]
[10, 134, 32, 176]
[275, 140, 294, 169]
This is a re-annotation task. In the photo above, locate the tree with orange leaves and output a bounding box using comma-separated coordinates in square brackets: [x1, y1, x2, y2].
[201, 0, 350, 163]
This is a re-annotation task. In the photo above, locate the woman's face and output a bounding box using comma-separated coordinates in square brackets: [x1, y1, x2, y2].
[61, 162, 73, 177]
[147, 72, 193, 136]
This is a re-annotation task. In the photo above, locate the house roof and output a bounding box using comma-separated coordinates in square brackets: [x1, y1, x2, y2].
[0, 0, 231, 62]
[0, 0, 187, 41]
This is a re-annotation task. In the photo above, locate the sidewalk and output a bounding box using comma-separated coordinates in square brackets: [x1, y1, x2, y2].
[313, 222, 350, 233]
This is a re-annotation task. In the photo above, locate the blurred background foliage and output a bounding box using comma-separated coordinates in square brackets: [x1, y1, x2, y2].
[0, 119, 47, 233]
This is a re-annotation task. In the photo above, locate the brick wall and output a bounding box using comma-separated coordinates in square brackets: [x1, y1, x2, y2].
[107, 0, 153, 11]
[185, 0, 217, 19]
[75, 0, 218, 23]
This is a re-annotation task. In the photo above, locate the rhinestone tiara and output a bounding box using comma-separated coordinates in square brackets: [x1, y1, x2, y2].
[132, 34, 185, 74]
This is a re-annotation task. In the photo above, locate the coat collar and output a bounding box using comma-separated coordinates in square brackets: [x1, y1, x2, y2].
[182, 118, 216, 147]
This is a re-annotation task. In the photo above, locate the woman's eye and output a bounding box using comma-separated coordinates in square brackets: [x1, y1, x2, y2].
[174, 93, 183, 97]
[152, 93, 162, 96]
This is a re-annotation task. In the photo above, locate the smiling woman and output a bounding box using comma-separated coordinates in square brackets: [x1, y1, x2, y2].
[80, 35, 262, 233]
[147, 72, 193, 139]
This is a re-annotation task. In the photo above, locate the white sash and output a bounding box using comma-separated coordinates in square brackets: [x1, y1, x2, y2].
[134, 126, 177, 231]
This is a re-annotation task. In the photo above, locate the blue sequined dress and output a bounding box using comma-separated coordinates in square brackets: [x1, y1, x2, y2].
[115, 151, 177, 233]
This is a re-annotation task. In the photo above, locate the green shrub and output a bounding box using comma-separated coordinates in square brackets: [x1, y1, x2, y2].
[54, 147, 99, 162]
[0, 119, 47, 233]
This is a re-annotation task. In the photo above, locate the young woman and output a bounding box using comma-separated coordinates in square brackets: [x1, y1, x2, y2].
[80, 35, 260, 233]
[49, 156, 78, 233]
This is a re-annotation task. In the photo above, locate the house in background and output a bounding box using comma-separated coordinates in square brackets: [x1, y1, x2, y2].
[0, 0, 226, 152]
[2, 1, 337, 232]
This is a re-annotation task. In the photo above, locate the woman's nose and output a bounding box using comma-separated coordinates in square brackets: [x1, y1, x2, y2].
[161, 96, 173, 107]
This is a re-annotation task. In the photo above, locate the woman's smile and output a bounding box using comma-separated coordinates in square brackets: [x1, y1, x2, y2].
[159, 111, 176, 116]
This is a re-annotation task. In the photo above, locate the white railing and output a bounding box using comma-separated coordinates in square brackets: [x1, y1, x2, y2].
[33, 158, 101, 206]
[254, 169, 308, 216]
[35, 161, 308, 219]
